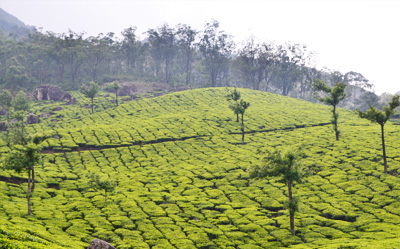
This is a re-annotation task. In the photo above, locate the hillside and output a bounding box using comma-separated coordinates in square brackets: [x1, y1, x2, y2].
[0, 8, 31, 36]
[1, 88, 400, 248]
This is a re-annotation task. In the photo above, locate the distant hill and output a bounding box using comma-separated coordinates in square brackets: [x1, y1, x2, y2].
[0, 8, 32, 36]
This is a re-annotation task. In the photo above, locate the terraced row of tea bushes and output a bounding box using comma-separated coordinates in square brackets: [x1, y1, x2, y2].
[3, 118, 400, 248]
[2, 88, 400, 248]
[11, 88, 354, 152]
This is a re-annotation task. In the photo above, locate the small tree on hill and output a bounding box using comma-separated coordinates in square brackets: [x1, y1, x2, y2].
[357, 95, 400, 173]
[80, 81, 99, 114]
[312, 79, 346, 141]
[90, 174, 115, 201]
[105, 81, 120, 107]
[249, 147, 305, 236]
[226, 87, 241, 122]
[2, 136, 46, 215]
[238, 99, 250, 144]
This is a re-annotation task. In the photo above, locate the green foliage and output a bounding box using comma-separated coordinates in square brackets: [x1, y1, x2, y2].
[357, 95, 400, 126]
[356, 95, 400, 173]
[12, 91, 30, 112]
[80, 81, 99, 113]
[313, 79, 346, 141]
[89, 174, 116, 201]
[0, 90, 12, 110]
[0, 88, 400, 248]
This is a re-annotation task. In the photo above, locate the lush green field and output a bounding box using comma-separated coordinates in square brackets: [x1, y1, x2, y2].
[1, 88, 400, 248]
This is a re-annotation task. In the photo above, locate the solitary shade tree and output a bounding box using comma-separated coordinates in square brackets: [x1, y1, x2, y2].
[105, 81, 120, 107]
[80, 81, 99, 114]
[357, 95, 400, 173]
[3, 142, 42, 215]
[238, 99, 250, 144]
[249, 148, 304, 236]
[90, 174, 116, 202]
[312, 79, 346, 141]
[226, 87, 241, 122]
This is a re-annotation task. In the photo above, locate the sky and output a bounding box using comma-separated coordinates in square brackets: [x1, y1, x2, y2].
[0, 0, 399, 94]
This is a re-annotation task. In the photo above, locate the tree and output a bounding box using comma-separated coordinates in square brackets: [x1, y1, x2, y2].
[90, 174, 115, 201]
[238, 100, 250, 144]
[3, 57, 30, 94]
[226, 87, 241, 122]
[0, 90, 13, 146]
[312, 79, 346, 141]
[105, 81, 120, 107]
[273, 43, 311, 96]
[10, 91, 30, 146]
[249, 148, 304, 235]
[80, 81, 99, 114]
[2, 141, 42, 215]
[176, 24, 198, 85]
[357, 95, 400, 173]
[121, 26, 142, 73]
[199, 20, 235, 87]
[147, 24, 177, 85]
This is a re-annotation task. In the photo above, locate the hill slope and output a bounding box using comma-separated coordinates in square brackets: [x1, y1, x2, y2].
[0, 8, 31, 36]
[1, 88, 400, 248]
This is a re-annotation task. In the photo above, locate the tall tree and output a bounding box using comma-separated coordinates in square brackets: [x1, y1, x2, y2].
[0, 90, 13, 146]
[235, 37, 274, 90]
[313, 79, 346, 141]
[357, 95, 400, 173]
[199, 20, 235, 87]
[3, 57, 30, 94]
[121, 26, 142, 74]
[249, 148, 304, 235]
[147, 24, 177, 85]
[273, 43, 311, 96]
[80, 81, 99, 114]
[176, 24, 198, 85]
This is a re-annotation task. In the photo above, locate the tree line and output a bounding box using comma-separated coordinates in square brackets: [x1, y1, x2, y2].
[0, 19, 378, 109]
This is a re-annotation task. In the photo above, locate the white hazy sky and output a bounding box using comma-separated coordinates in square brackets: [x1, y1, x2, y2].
[0, 0, 399, 94]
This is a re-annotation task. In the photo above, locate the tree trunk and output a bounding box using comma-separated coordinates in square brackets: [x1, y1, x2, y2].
[31, 168, 35, 193]
[91, 98, 94, 114]
[27, 171, 31, 216]
[333, 105, 339, 141]
[288, 179, 295, 236]
[381, 124, 388, 173]
[241, 114, 245, 144]
[105, 190, 107, 202]
[115, 91, 118, 107]
[6, 113, 10, 147]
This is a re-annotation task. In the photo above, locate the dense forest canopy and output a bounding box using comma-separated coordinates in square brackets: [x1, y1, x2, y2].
[0, 15, 381, 110]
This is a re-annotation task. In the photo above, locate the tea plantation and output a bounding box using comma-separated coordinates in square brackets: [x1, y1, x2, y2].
[2, 88, 400, 248]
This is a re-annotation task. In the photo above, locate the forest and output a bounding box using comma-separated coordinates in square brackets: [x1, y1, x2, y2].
[0, 19, 381, 110]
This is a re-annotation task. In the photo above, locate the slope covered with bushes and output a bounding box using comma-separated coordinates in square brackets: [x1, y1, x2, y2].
[1, 88, 400, 248]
